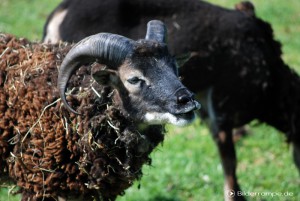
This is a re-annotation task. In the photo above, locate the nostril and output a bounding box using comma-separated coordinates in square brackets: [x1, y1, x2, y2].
[177, 95, 191, 104]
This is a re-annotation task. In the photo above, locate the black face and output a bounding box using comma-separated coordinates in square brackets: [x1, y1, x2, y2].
[114, 41, 200, 126]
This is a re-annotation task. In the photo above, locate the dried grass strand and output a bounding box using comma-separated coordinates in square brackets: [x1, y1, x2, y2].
[22, 98, 61, 143]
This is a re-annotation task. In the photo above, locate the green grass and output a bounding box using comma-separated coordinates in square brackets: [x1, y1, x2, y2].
[0, 0, 61, 40]
[118, 121, 300, 201]
[0, 0, 300, 201]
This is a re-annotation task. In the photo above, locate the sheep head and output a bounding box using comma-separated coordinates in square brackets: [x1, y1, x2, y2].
[58, 20, 200, 126]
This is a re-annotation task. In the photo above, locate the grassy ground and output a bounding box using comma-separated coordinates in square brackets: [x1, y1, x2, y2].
[0, 0, 299, 201]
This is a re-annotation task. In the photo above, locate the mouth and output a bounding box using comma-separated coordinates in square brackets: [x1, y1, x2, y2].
[143, 100, 200, 126]
[172, 110, 196, 126]
[175, 110, 196, 121]
[144, 110, 197, 127]
[170, 100, 200, 126]
[174, 100, 200, 116]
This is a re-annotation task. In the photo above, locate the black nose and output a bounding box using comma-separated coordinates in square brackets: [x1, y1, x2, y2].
[177, 94, 192, 104]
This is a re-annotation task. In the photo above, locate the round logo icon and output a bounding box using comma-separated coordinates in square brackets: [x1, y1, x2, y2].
[228, 190, 235, 198]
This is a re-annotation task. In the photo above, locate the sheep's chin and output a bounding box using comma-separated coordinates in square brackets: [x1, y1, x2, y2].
[144, 111, 196, 126]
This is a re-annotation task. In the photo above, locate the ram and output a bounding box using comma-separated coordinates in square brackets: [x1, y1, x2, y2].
[0, 21, 199, 201]
[43, 1, 300, 200]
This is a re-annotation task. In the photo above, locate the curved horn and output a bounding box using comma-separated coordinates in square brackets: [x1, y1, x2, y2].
[145, 20, 167, 43]
[58, 33, 134, 114]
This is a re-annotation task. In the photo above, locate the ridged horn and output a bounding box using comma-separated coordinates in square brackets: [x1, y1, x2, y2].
[145, 20, 167, 43]
[58, 33, 134, 114]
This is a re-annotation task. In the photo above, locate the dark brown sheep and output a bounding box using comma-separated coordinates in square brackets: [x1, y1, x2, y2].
[0, 33, 163, 201]
[0, 20, 199, 201]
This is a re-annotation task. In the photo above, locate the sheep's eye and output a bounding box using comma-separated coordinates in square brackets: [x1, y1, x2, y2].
[127, 77, 142, 85]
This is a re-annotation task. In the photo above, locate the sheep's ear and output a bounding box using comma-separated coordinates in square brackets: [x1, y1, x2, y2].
[92, 69, 119, 86]
[175, 52, 193, 68]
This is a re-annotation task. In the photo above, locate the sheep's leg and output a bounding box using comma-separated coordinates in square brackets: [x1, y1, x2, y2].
[212, 129, 246, 201]
[292, 142, 300, 172]
[204, 88, 245, 201]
